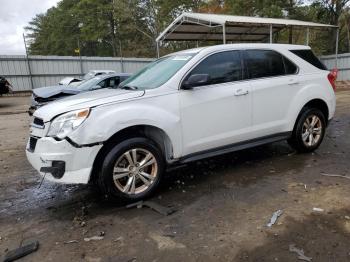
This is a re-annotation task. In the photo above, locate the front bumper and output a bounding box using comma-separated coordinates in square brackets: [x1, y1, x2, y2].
[26, 136, 102, 184]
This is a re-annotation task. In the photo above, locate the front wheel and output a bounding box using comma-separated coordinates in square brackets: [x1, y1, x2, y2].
[98, 137, 165, 202]
[288, 108, 326, 153]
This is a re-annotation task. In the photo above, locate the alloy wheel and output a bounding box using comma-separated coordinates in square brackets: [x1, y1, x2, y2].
[112, 148, 158, 195]
[301, 114, 323, 147]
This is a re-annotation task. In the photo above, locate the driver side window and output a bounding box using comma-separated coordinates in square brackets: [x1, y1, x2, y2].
[185, 51, 243, 87]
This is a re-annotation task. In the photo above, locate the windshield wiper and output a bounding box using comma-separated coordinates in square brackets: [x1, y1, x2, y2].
[119, 85, 138, 90]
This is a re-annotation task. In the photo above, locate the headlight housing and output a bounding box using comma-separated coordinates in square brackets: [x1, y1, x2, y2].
[47, 108, 90, 139]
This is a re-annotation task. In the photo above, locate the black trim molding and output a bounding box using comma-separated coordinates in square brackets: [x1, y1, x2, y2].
[177, 132, 292, 164]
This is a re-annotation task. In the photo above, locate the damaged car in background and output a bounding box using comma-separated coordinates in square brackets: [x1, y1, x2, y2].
[59, 70, 117, 86]
[29, 73, 130, 115]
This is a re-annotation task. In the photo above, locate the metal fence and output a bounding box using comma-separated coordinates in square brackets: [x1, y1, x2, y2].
[0, 55, 154, 92]
[2, 53, 349, 92]
[320, 53, 350, 81]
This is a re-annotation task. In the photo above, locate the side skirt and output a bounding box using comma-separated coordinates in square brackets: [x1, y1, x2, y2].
[169, 132, 292, 168]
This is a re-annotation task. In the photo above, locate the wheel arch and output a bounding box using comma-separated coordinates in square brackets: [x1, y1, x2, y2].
[303, 99, 329, 123]
[90, 124, 174, 183]
[291, 98, 330, 133]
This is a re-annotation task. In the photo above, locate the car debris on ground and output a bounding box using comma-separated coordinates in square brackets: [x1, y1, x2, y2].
[267, 210, 283, 227]
[64, 240, 78, 244]
[320, 173, 350, 180]
[84, 236, 104, 242]
[126, 200, 176, 216]
[3, 241, 39, 262]
[289, 244, 312, 261]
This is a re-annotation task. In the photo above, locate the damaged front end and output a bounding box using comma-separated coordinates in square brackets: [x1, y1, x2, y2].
[28, 92, 73, 116]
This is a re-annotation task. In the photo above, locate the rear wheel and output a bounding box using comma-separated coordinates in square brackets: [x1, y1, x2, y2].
[288, 108, 326, 153]
[98, 137, 164, 202]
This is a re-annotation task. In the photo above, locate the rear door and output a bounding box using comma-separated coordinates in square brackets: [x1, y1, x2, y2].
[244, 49, 300, 138]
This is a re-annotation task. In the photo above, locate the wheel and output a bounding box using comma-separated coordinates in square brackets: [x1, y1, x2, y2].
[288, 108, 326, 153]
[98, 137, 164, 202]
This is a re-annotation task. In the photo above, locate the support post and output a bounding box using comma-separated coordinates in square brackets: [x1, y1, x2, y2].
[269, 24, 273, 43]
[23, 33, 34, 90]
[335, 27, 339, 69]
[223, 24, 226, 44]
[306, 27, 310, 45]
[156, 41, 160, 58]
[77, 38, 83, 76]
[119, 40, 124, 73]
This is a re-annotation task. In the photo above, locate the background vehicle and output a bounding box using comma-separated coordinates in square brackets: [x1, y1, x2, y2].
[26, 44, 336, 202]
[58, 70, 117, 86]
[0, 76, 12, 95]
[29, 73, 130, 115]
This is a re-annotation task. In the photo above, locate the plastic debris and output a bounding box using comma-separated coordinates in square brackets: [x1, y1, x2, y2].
[289, 244, 312, 261]
[84, 236, 104, 242]
[312, 207, 324, 212]
[3, 241, 39, 262]
[64, 240, 78, 244]
[267, 210, 283, 227]
[321, 173, 350, 180]
[126, 201, 176, 216]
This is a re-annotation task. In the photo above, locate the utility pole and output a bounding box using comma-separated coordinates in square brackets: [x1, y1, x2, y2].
[23, 33, 34, 90]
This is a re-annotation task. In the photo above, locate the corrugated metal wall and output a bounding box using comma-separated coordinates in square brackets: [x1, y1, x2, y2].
[320, 53, 350, 81]
[0, 55, 154, 92]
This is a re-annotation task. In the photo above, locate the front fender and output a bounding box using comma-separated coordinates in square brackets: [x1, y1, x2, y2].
[68, 93, 182, 157]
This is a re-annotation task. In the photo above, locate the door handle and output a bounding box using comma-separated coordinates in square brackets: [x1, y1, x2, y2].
[234, 88, 249, 96]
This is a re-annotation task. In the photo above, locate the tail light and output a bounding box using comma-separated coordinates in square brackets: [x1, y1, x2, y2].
[328, 68, 338, 91]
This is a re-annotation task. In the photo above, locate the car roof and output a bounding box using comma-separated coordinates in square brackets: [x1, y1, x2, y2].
[93, 73, 132, 80]
[173, 43, 310, 56]
[88, 70, 116, 73]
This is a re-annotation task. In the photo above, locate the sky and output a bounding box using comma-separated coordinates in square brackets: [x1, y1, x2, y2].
[0, 0, 60, 55]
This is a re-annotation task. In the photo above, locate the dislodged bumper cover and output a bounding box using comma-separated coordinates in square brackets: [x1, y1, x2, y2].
[26, 136, 102, 184]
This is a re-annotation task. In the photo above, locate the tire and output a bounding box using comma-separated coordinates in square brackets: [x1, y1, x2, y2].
[288, 107, 326, 153]
[98, 137, 165, 202]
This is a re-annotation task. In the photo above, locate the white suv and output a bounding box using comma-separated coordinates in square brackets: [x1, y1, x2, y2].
[26, 44, 336, 201]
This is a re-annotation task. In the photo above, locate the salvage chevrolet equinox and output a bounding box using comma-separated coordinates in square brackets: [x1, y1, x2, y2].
[27, 44, 336, 201]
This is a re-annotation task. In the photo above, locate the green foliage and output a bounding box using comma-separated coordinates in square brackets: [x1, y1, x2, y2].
[25, 0, 350, 57]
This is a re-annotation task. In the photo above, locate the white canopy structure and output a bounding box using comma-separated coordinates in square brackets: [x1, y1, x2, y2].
[156, 12, 339, 64]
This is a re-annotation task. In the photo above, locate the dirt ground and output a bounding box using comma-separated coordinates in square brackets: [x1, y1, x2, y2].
[0, 92, 350, 262]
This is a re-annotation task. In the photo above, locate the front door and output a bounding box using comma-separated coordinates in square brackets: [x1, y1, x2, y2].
[179, 50, 252, 156]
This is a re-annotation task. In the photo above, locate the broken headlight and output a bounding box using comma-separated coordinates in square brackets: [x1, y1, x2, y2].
[47, 108, 90, 139]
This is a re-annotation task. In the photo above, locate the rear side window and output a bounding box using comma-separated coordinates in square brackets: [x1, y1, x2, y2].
[245, 50, 298, 79]
[187, 51, 242, 85]
[283, 57, 298, 74]
[245, 50, 285, 79]
[290, 49, 327, 70]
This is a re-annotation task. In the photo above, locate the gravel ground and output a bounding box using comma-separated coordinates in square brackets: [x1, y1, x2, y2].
[0, 92, 349, 262]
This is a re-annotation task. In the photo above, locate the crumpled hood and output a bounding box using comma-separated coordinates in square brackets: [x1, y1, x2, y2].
[33, 85, 80, 98]
[34, 88, 145, 122]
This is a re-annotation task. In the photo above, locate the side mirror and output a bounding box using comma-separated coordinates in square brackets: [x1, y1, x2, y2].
[182, 74, 211, 90]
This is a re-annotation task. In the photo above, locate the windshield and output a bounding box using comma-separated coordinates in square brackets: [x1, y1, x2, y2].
[75, 77, 100, 91]
[83, 72, 96, 80]
[119, 53, 196, 90]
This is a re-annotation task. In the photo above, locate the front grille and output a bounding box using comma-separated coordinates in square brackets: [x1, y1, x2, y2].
[33, 117, 44, 127]
[28, 137, 38, 152]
